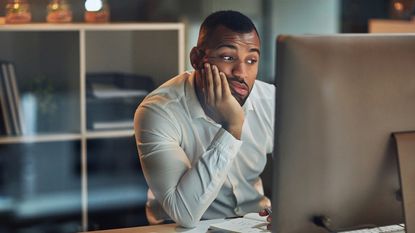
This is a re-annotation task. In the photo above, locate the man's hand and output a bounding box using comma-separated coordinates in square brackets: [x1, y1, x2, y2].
[259, 208, 272, 230]
[197, 63, 244, 139]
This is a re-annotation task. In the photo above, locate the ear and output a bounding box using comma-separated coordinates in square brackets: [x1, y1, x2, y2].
[190, 47, 204, 70]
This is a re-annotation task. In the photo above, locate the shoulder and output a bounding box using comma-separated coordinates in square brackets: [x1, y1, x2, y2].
[146, 72, 191, 100]
[250, 80, 275, 106]
[139, 72, 191, 111]
[135, 72, 190, 127]
[134, 72, 193, 141]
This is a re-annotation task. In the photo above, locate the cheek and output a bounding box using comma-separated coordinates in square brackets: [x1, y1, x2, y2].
[246, 69, 257, 90]
[213, 63, 233, 74]
[248, 67, 258, 75]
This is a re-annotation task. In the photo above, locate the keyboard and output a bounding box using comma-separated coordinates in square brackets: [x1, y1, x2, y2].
[342, 224, 405, 233]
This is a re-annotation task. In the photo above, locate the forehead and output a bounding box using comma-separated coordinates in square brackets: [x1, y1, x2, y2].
[204, 25, 260, 50]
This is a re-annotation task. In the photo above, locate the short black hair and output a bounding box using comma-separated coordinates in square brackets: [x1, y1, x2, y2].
[197, 10, 260, 47]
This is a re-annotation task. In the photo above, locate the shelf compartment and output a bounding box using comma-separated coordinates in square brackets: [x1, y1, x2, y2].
[0, 140, 82, 232]
[0, 31, 81, 135]
[85, 30, 179, 87]
[86, 136, 147, 230]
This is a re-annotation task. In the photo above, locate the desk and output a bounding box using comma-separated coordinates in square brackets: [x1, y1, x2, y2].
[80, 220, 405, 233]
[80, 219, 227, 233]
[369, 19, 415, 33]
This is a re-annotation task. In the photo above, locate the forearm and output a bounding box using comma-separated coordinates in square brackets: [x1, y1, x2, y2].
[159, 149, 234, 226]
[140, 128, 242, 227]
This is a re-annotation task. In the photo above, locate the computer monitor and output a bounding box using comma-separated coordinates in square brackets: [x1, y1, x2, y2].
[272, 34, 415, 233]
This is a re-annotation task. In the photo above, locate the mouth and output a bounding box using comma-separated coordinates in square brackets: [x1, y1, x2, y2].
[228, 80, 249, 97]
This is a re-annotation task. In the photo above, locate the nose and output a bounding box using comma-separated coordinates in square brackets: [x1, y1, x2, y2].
[232, 61, 247, 81]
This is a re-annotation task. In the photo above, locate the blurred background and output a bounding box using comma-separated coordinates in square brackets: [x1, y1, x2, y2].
[2, 0, 415, 82]
[0, 0, 414, 232]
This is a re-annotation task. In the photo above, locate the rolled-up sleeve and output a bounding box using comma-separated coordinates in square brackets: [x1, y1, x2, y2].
[134, 103, 242, 227]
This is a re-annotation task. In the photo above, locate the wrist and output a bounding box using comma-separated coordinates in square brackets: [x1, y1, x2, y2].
[223, 121, 243, 140]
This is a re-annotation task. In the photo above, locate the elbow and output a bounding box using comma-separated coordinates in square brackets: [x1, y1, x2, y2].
[165, 201, 202, 228]
[161, 190, 206, 228]
[175, 217, 200, 228]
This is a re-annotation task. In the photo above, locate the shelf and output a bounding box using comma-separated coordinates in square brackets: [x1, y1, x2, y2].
[0, 133, 81, 144]
[86, 129, 134, 139]
[0, 23, 185, 31]
[8, 183, 147, 220]
[0, 130, 136, 143]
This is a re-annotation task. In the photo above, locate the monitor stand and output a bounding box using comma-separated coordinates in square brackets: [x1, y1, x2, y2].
[393, 131, 415, 233]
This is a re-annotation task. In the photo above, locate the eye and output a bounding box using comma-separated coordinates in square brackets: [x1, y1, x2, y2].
[222, 55, 235, 61]
[247, 58, 258, 64]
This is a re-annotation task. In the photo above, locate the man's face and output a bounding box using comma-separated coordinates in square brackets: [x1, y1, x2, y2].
[199, 26, 260, 105]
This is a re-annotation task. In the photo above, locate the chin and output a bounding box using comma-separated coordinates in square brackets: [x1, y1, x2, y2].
[235, 95, 247, 106]
[231, 90, 250, 106]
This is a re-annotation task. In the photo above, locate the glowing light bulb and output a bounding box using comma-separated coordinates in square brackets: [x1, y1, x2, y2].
[84, 0, 109, 22]
[85, 0, 102, 12]
[51, 3, 59, 10]
[394, 2, 404, 12]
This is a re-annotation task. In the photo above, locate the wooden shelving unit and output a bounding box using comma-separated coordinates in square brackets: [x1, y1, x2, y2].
[0, 23, 185, 232]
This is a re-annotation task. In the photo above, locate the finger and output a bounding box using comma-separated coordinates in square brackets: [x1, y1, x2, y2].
[267, 215, 272, 223]
[198, 69, 205, 102]
[259, 209, 268, 216]
[205, 63, 214, 104]
[202, 65, 207, 90]
[220, 72, 231, 97]
[212, 65, 222, 100]
[267, 223, 272, 230]
[202, 67, 209, 104]
[195, 69, 202, 90]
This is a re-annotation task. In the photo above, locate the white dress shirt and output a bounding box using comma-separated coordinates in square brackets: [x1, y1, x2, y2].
[134, 71, 275, 227]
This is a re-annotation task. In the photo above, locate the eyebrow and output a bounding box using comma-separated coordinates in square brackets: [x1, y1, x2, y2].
[215, 44, 261, 56]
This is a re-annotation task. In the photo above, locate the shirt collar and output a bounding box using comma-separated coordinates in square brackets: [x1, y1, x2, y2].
[242, 87, 254, 113]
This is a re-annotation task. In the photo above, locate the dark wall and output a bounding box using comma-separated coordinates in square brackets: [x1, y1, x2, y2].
[341, 0, 390, 33]
[341, 0, 415, 33]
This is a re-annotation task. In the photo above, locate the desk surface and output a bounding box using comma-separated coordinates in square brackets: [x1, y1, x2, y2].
[80, 219, 227, 233]
[80, 220, 405, 233]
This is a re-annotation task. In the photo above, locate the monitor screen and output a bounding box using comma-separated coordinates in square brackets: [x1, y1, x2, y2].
[272, 34, 415, 233]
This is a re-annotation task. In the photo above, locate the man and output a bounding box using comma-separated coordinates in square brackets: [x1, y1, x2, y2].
[134, 10, 274, 228]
